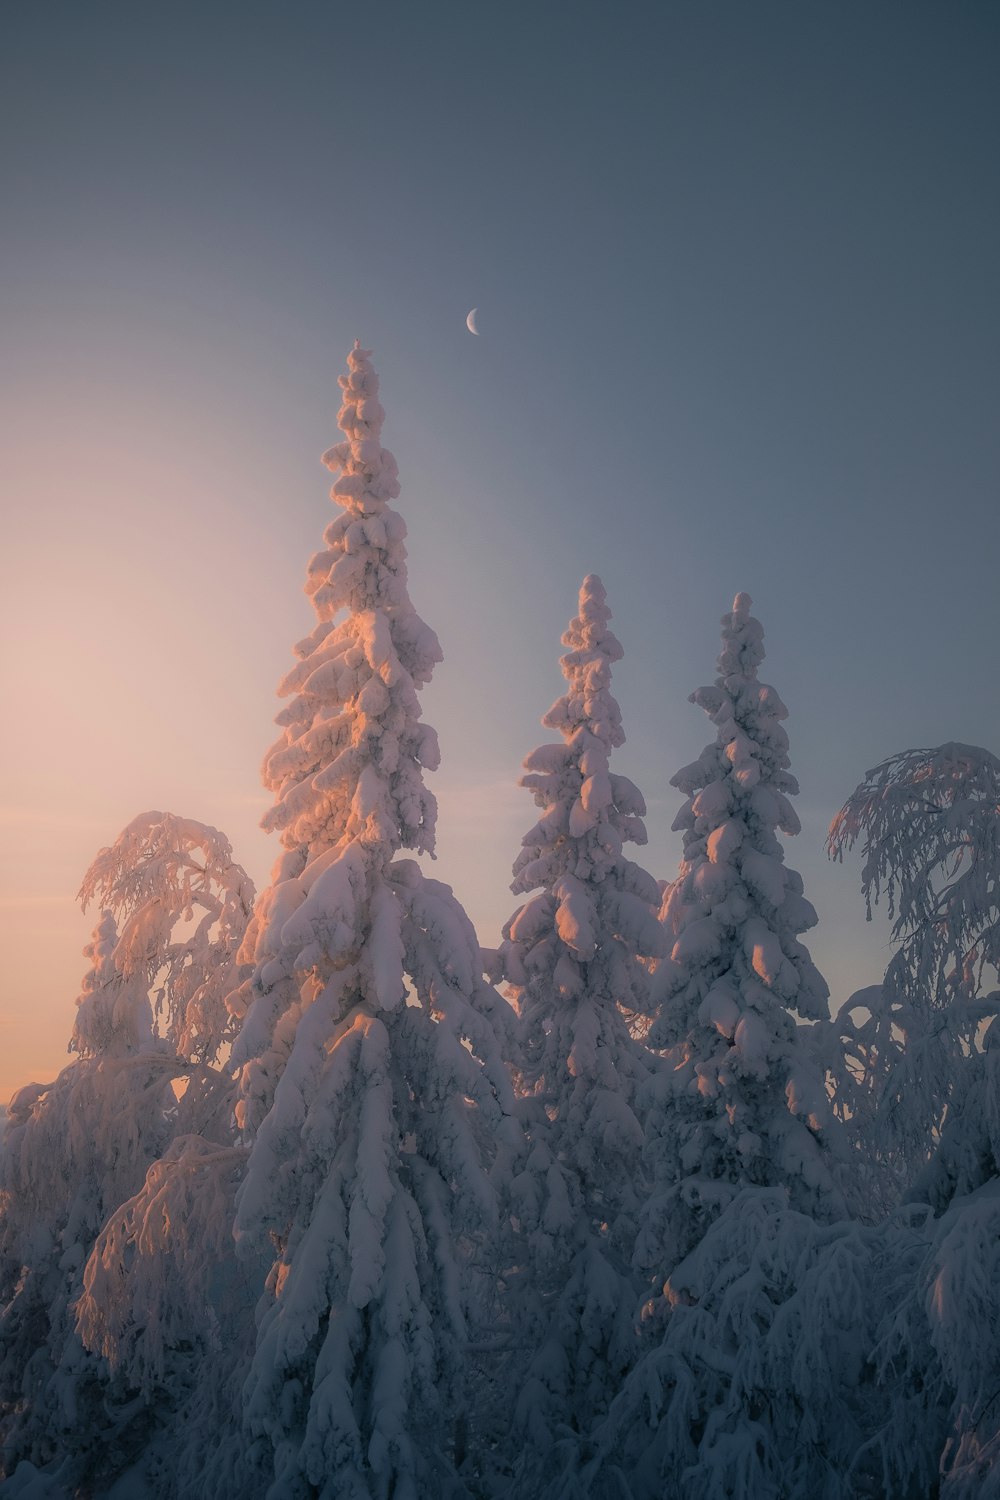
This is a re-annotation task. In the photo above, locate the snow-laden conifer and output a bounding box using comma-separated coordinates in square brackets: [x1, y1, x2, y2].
[489, 575, 662, 1480]
[0, 913, 176, 1485]
[639, 592, 844, 1277]
[586, 596, 853, 1500]
[228, 343, 518, 1500]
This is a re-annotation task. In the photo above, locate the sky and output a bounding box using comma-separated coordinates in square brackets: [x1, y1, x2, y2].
[1, 0, 998, 1100]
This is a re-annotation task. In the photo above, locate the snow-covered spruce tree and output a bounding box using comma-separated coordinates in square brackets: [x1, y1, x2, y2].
[583, 594, 860, 1500]
[487, 574, 663, 1487]
[0, 912, 177, 1487]
[828, 742, 1000, 1191]
[227, 343, 519, 1500]
[638, 591, 845, 1276]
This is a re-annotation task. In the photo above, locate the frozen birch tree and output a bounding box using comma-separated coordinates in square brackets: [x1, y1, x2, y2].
[75, 1131, 259, 1500]
[828, 742, 1000, 1188]
[805, 984, 904, 1221]
[227, 343, 518, 1500]
[80, 810, 256, 1067]
[0, 913, 177, 1485]
[585, 594, 853, 1500]
[842, 998, 1000, 1500]
[487, 575, 663, 1488]
[0, 812, 254, 1492]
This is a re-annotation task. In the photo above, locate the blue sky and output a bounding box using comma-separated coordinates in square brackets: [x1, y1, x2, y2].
[2, 0, 998, 1093]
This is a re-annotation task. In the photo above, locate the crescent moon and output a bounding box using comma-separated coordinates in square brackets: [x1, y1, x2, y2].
[466, 308, 479, 335]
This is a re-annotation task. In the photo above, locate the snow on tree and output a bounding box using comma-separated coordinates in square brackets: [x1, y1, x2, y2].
[75, 1132, 261, 1500]
[0, 912, 178, 1486]
[585, 1187, 882, 1500]
[484, 574, 663, 1486]
[639, 592, 845, 1277]
[828, 742, 1000, 1187]
[227, 342, 519, 1500]
[584, 595, 852, 1500]
[0, 810, 253, 1491]
[79, 810, 256, 1066]
[804, 984, 905, 1221]
[847, 997, 1000, 1500]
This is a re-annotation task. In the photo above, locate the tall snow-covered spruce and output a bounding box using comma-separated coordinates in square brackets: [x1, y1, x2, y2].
[229, 343, 518, 1500]
[641, 591, 844, 1271]
[490, 575, 662, 1484]
[588, 593, 856, 1500]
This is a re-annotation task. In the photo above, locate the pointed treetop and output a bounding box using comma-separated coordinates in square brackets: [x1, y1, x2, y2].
[714, 590, 767, 687]
[542, 572, 625, 754]
[258, 342, 442, 862]
[319, 342, 400, 517]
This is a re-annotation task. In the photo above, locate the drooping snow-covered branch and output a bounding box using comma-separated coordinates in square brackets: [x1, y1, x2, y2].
[829, 742, 1000, 1182]
[0, 914, 179, 1482]
[80, 811, 255, 1065]
[830, 742, 1000, 1001]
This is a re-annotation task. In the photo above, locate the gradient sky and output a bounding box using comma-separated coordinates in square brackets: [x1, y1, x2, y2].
[2, 1, 998, 1100]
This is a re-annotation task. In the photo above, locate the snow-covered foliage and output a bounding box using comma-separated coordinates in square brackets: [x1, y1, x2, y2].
[80, 811, 256, 1065]
[640, 593, 845, 1279]
[8, 338, 1000, 1499]
[0, 915, 178, 1483]
[859, 1015, 1000, 1500]
[487, 575, 661, 1481]
[829, 742, 1000, 1186]
[587, 1187, 883, 1500]
[584, 595, 854, 1499]
[804, 985, 905, 1221]
[74, 1132, 264, 1500]
[227, 343, 519, 1499]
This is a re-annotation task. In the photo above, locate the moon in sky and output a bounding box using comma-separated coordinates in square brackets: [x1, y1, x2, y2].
[466, 307, 479, 335]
